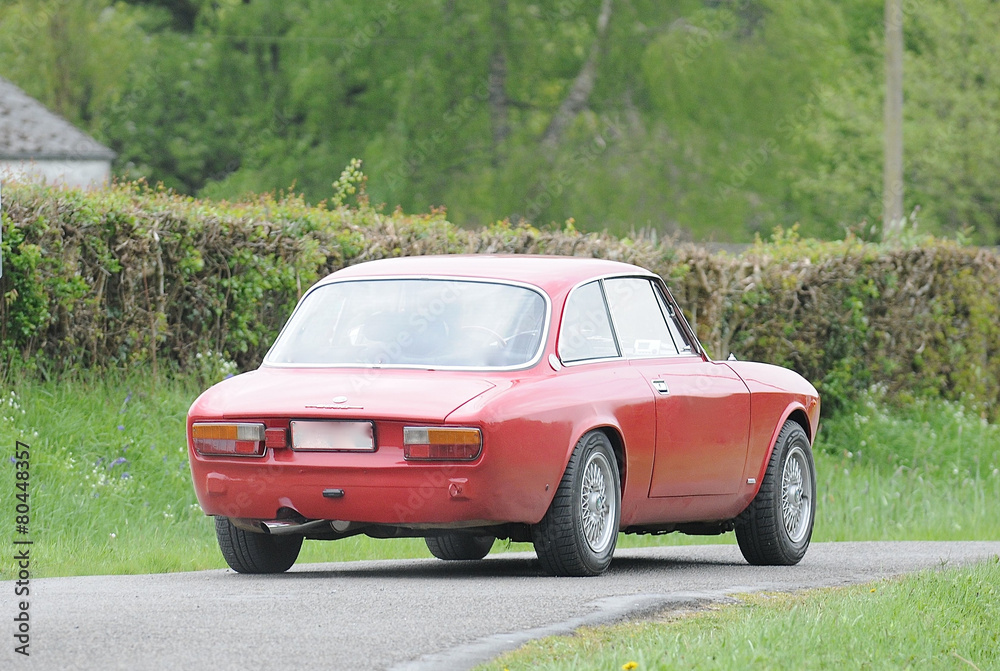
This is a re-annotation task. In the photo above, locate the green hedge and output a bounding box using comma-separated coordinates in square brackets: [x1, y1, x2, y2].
[2, 182, 999, 418]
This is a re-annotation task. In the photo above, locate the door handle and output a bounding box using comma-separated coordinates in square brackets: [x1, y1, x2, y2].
[651, 379, 669, 394]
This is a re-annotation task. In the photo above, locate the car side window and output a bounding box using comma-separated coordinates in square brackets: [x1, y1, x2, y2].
[653, 284, 694, 354]
[558, 281, 619, 363]
[603, 278, 679, 358]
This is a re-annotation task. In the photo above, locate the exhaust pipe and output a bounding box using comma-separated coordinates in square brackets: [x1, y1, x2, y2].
[260, 518, 332, 535]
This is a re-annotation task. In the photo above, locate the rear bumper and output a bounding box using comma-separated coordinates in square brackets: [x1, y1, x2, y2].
[189, 427, 557, 527]
[192, 460, 525, 526]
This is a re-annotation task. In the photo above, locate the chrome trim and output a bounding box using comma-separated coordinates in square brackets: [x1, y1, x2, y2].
[652, 276, 705, 358]
[557, 277, 622, 367]
[560, 356, 624, 368]
[262, 275, 552, 372]
[602, 276, 702, 360]
[557, 271, 708, 366]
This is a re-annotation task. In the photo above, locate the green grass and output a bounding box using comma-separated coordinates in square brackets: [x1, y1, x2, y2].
[476, 557, 1000, 670]
[811, 393, 1000, 541]
[0, 370, 437, 578]
[1, 373, 999, 579]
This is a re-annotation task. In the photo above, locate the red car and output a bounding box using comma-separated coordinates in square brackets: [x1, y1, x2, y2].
[187, 255, 819, 577]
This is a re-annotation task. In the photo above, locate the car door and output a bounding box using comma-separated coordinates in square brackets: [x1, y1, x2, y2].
[603, 277, 751, 497]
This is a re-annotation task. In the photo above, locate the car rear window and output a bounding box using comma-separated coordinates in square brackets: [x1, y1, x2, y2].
[265, 279, 547, 368]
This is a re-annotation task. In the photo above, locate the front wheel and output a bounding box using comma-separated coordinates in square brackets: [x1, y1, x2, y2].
[532, 431, 621, 577]
[425, 534, 495, 561]
[214, 516, 303, 574]
[735, 420, 816, 566]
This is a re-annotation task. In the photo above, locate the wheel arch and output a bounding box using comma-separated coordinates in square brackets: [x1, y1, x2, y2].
[595, 425, 627, 492]
[559, 417, 628, 494]
[751, 402, 813, 496]
[560, 422, 627, 491]
[785, 407, 812, 443]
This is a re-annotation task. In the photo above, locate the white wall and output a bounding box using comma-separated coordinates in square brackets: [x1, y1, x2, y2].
[0, 159, 112, 188]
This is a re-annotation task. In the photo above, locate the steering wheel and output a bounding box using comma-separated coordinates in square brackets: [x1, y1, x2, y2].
[460, 325, 506, 348]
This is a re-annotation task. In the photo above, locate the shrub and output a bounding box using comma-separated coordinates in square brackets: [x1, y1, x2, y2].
[2, 181, 998, 418]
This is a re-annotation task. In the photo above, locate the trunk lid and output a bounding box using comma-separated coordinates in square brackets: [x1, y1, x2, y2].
[191, 366, 496, 423]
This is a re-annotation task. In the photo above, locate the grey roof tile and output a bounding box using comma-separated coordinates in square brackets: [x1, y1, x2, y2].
[0, 76, 116, 161]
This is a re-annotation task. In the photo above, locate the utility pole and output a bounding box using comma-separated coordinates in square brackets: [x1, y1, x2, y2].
[883, 0, 904, 241]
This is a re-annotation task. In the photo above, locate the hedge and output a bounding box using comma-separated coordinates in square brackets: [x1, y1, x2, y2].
[2, 181, 998, 418]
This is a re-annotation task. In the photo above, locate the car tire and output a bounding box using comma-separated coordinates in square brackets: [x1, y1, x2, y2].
[735, 420, 816, 566]
[214, 516, 303, 574]
[531, 431, 621, 577]
[425, 534, 495, 561]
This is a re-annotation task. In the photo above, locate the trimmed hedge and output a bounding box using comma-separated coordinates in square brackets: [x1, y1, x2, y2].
[2, 182, 999, 417]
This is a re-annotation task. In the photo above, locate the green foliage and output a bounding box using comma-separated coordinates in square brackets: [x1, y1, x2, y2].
[331, 158, 367, 209]
[4, 182, 1000, 419]
[0, 373, 209, 577]
[4, 1, 998, 242]
[0, 0, 146, 133]
[679, 227, 1000, 416]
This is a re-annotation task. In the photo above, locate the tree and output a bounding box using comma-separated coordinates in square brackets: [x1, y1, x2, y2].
[541, 0, 614, 153]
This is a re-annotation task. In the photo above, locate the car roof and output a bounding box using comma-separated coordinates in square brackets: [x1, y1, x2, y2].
[322, 255, 656, 295]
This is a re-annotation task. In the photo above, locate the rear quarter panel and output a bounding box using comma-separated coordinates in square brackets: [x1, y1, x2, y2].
[447, 361, 656, 526]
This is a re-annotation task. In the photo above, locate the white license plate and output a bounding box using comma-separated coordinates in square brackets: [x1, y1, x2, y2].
[290, 421, 375, 451]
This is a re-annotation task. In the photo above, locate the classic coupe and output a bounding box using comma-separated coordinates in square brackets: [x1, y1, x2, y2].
[187, 255, 819, 577]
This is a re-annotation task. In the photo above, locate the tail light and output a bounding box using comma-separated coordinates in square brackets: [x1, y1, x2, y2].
[403, 427, 482, 461]
[192, 423, 266, 457]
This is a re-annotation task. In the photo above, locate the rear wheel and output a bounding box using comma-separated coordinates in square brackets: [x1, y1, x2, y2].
[425, 534, 495, 560]
[214, 516, 302, 574]
[532, 431, 621, 577]
[735, 421, 816, 566]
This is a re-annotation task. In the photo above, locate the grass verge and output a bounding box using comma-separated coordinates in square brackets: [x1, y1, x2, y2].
[1, 372, 998, 578]
[475, 556, 1000, 670]
[0, 370, 435, 577]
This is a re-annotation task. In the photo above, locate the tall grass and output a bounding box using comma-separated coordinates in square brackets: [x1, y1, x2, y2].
[2, 373, 998, 579]
[1, 372, 214, 576]
[813, 391, 1000, 541]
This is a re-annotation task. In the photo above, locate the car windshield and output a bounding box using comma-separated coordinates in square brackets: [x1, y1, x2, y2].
[265, 278, 548, 368]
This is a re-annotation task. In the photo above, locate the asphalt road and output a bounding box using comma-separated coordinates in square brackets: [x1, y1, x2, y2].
[5, 541, 1000, 670]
